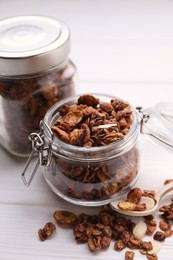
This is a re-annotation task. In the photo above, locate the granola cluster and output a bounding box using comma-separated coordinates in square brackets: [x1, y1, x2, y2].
[0, 63, 75, 155]
[38, 180, 173, 259]
[45, 94, 139, 202]
[51, 94, 133, 147]
[38, 222, 56, 241]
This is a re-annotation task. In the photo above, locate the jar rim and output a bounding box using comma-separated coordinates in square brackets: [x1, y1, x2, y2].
[43, 93, 139, 160]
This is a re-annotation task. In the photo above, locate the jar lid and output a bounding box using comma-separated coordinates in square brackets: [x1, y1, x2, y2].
[0, 16, 70, 76]
[138, 102, 173, 151]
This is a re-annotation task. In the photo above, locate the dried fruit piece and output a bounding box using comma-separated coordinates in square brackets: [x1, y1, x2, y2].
[133, 220, 147, 239]
[53, 210, 77, 226]
[38, 222, 56, 241]
[148, 240, 161, 255]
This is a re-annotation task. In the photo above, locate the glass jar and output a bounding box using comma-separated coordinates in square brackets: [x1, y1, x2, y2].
[22, 94, 141, 206]
[0, 16, 77, 156]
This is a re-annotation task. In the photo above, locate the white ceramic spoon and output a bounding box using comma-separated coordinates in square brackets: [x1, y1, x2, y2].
[110, 182, 173, 217]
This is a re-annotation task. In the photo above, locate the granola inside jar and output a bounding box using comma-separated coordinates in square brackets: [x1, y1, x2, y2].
[0, 16, 77, 156]
[42, 94, 140, 206]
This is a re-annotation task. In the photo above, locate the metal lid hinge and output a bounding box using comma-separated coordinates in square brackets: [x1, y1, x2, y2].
[21, 121, 53, 186]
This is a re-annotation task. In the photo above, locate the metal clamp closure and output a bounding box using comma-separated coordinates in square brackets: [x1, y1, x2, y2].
[135, 106, 150, 133]
[135, 106, 173, 150]
[21, 121, 53, 186]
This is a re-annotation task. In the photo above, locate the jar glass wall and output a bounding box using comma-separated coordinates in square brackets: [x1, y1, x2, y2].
[43, 94, 140, 206]
[0, 59, 76, 156]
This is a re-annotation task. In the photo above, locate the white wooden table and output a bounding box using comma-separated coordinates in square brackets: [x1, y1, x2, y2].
[1, 1, 173, 259]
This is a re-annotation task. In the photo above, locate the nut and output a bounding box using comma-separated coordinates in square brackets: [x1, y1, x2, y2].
[139, 196, 155, 210]
[148, 240, 161, 255]
[133, 220, 147, 239]
[118, 201, 137, 211]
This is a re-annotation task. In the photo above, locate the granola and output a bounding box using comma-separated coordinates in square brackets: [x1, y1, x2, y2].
[125, 251, 135, 260]
[53, 210, 77, 226]
[38, 180, 173, 259]
[38, 222, 56, 241]
[52, 94, 133, 147]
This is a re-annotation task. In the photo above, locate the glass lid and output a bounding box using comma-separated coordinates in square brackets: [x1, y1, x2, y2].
[136, 102, 173, 151]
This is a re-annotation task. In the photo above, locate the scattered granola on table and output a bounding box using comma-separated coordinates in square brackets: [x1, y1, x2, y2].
[37, 181, 173, 259]
[51, 206, 160, 258]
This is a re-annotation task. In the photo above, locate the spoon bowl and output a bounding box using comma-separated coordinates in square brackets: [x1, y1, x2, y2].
[110, 182, 173, 217]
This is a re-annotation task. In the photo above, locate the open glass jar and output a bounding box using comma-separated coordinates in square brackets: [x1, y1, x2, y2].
[0, 16, 77, 156]
[22, 94, 141, 206]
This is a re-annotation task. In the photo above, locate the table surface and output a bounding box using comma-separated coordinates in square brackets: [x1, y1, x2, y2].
[1, 1, 173, 259]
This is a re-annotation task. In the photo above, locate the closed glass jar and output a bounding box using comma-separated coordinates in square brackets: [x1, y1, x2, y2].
[0, 16, 77, 156]
[42, 94, 140, 206]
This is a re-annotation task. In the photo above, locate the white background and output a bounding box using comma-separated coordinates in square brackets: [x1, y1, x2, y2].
[0, 1, 173, 259]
